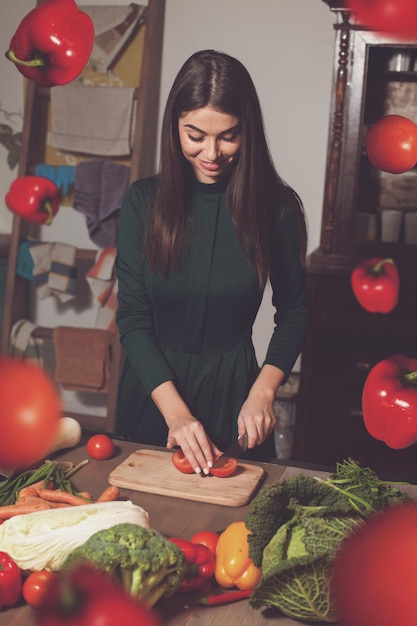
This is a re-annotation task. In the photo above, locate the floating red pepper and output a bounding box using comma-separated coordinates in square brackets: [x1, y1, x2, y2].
[0, 551, 21, 610]
[5, 176, 61, 225]
[351, 257, 399, 313]
[362, 354, 417, 449]
[36, 564, 161, 626]
[5, 0, 94, 87]
[169, 538, 215, 593]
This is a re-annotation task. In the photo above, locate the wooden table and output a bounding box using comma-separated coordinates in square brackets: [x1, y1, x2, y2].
[0, 438, 337, 626]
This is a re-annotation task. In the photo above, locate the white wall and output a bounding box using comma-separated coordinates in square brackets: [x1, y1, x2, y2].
[0, 0, 336, 364]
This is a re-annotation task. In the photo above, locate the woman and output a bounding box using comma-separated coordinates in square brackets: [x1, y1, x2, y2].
[115, 50, 308, 474]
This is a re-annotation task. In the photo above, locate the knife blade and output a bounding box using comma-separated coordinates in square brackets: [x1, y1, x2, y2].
[211, 432, 248, 468]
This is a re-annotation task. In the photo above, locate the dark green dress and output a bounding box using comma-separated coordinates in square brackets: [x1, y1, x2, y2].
[115, 175, 308, 458]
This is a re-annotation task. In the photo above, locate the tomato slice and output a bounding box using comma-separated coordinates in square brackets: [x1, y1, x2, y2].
[209, 456, 238, 478]
[171, 449, 194, 474]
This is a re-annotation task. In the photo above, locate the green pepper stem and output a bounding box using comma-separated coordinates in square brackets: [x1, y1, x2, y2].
[403, 371, 417, 384]
[5, 49, 45, 68]
[371, 258, 394, 274]
[43, 201, 53, 225]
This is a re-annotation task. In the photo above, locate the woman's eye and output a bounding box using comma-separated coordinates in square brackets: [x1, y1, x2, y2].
[188, 134, 204, 143]
[222, 134, 239, 143]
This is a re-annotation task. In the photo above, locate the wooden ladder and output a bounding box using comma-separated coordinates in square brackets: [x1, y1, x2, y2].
[1, 0, 165, 433]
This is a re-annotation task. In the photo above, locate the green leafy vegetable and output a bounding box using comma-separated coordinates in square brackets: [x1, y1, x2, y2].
[63, 523, 187, 607]
[246, 459, 410, 622]
[0, 460, 81, 506]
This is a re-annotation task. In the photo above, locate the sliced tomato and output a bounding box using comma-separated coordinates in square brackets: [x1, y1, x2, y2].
[171, 449, 194, 474]
[209, 456, 237, 478]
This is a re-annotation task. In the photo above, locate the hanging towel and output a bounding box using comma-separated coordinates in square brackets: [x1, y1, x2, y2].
[29, 242, 78, 302]
[85, 247, 118, 332]
[9, 320, 44, 368]
[53, 326, 111, 393]
[34, 164, 76, 196]
[73, 159, 130, 247]
[50, 85, 136, 156]
[16, 240, 36, 281]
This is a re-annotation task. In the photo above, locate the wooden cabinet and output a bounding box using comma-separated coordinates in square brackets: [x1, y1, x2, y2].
[292, 1, 417, 481]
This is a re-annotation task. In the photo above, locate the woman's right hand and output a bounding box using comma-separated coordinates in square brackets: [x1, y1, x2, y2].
[166, 416, 221, 475]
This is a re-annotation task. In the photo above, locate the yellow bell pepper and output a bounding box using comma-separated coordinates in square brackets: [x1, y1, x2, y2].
[214, 521, 262, 590]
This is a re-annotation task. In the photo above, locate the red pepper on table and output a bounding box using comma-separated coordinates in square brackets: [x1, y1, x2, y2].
[0, 551, 21, 609]
[5, 176, 61, 225]
[351, 257, 399, 313]
[5, 0, 94, 88]
[168, 538, 215, 593]
[35, 564, 161, 626]
[362, 354, 417, 449]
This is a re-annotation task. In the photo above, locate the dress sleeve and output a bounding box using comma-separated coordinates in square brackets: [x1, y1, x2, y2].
[263, 205, 309, 380]
[115, 179, 175, 394]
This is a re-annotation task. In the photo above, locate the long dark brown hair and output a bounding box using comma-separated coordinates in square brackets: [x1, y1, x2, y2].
[145, 49, 307, 287]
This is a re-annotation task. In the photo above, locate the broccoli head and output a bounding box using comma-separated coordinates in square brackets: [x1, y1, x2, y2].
[63, 523, 186, 607]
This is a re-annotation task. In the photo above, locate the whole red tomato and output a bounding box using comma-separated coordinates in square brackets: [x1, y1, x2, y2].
[365, 115, 417, 174]
[347, 0, 417, 39]
[86, 434, 115, 460]
[332, 503, 417, 626]
[23, 571, 58, 609]
[190, 531, 219, 558]
[0, 357, 61, 469]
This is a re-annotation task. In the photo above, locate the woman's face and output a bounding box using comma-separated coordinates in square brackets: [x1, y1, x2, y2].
[178, 106, 241, 184]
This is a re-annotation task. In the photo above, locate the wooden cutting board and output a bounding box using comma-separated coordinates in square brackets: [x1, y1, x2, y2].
[108, 449, 265, 507]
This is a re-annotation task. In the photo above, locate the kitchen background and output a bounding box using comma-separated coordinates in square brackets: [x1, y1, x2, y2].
[0, 0, 335, 428]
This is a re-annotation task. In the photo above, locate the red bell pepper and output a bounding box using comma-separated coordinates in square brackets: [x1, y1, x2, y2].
[6, 0, 94, 87]
[351, 257, 399, 313]
[362, 354, 417, 449]
[168, 538, 215, 593]
[36, 564, 161, 626]
[0, 551, 21, 609]
[5, 176, 60, 225]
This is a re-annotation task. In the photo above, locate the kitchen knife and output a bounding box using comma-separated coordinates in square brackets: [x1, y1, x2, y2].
[211, 432, 248, 468]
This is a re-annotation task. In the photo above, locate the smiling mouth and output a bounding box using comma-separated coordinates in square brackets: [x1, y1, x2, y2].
[199, 159, 221, 171]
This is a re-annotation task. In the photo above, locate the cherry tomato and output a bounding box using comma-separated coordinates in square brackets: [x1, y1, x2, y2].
[347, 0, 417, 39]
[23, 570, 58, 609]
[209, 456, 238, 478]
[332, 503, 417, 626]
[171, 449, 194, 474]
[365, 115, 417, 174]
[86, 434, 115, 460]
[0, 357, 61, 469]
[190, 530, 219, 557]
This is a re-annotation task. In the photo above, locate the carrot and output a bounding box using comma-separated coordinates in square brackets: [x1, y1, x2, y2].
[18, 479, 55, 499]
[77, 491, 93, 501]
[38, 489, 89, 506]
[0, 502, 53, 519]
[96, 486, 120, 502]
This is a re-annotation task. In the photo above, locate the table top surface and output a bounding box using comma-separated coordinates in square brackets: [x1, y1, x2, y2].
[0, 438, 357, 626]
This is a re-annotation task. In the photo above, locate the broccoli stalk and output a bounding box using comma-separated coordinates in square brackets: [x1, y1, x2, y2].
[63, 523, 187, 607]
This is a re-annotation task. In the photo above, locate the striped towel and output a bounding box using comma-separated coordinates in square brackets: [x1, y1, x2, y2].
[29, 242, 78, 302]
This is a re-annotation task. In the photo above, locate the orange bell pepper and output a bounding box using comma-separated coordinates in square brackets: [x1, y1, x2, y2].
[214, 521, 261, 590]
